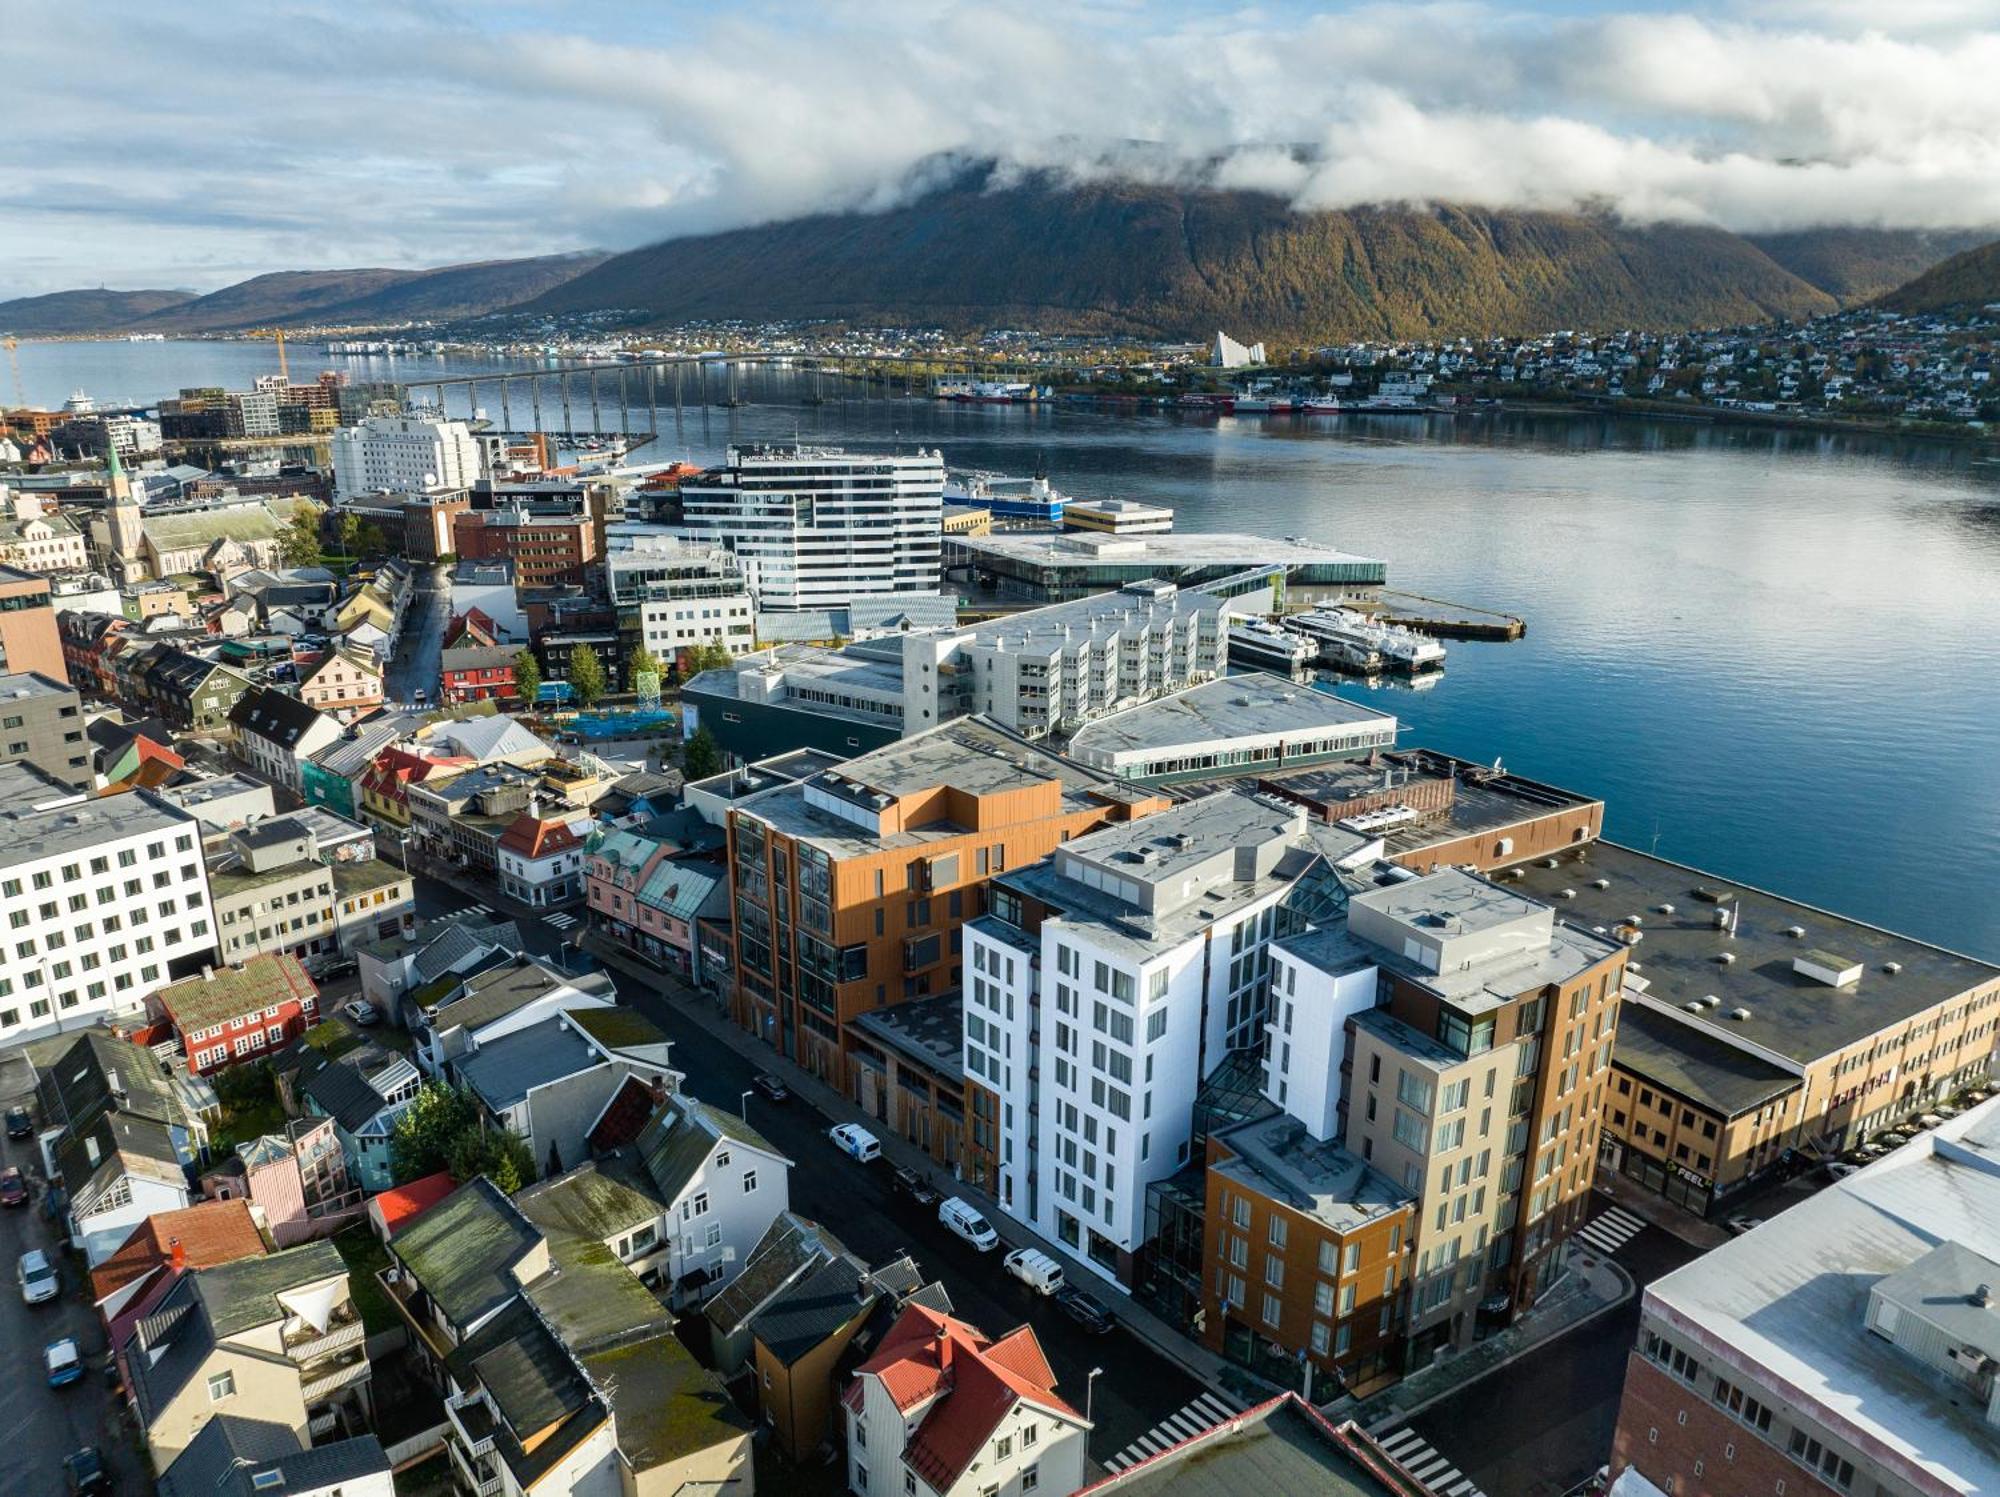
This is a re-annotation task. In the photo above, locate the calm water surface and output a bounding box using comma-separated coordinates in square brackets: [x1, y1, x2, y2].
[21, 342, 2000, 960]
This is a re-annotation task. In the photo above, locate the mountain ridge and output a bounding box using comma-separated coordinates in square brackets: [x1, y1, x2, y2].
[1874, 238, 2000, 314]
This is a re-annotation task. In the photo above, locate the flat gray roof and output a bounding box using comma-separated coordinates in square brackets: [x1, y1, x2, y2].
[0, 671, 75, 701]
[1645, 1100, 2000, 1494]
[850, 989, 965, 1084]
[1067, 675, 1393, 760]
[1211, 1113, 1412, 1234]
[0, 763, 195, 867]
[1611, 1000, 1799, 1118]
[1506, 842, 2000, 1065]
[964, 580, 1220, 651]
[1350, 866, 1550, 936]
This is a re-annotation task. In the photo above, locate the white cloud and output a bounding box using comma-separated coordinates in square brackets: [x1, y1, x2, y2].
[3, 1, 1998, 293]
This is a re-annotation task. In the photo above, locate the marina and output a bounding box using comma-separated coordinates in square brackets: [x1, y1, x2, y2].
[1285, 607, 1449, 674]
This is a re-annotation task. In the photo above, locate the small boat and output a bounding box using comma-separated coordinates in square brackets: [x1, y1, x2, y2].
[1229, 619, 1316, 680]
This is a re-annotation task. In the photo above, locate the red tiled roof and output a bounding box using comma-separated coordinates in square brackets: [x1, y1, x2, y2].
[498, 813, 587, 859]
[88, 1198, 266, 1305]
[854, 1304, 1076, 1494]
[369, 1170, 456, 1237]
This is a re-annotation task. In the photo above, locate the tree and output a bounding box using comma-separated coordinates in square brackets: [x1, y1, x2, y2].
[279, 501, 325, 567]
[355, 520, 391, 556]
[629, 645, 662, 683]
[685, 640, 734, 676]
[448, 1124, 535, 1194]
[568, 643, 606, 709]
[335, 511, 362, 557]
[388, 1081, 478, 1184]
[682, 724, 723, 781]
[513, 648, 542, 705]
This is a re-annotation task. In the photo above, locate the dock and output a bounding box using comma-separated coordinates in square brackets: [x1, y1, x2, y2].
[1370, 590, 1526, 641]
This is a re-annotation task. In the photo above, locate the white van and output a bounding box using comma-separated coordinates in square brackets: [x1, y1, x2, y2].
[938, 1196, 1000, 1251]
[1003, 1246, 1065, 1295]
[828, 1122, 882, 1163]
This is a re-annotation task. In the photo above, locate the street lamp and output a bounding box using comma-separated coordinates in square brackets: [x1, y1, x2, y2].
[739, 1089, 754, 1121]
[1085, 1366, 1104, 1426]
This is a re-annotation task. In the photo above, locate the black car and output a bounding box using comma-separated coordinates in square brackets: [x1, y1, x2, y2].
[892, 1166, 939, 1206]
[1056, 1286, 1116, 1335]
[4, 1107, 31, 1140]
[751, 1073, 791, 1103]
[63, 1446, 112, 1496]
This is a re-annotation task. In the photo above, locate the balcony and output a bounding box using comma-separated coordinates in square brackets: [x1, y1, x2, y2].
[299, 1344, 371, 1403]
[447, 1391, 499, 1459]
[284, 1305, 365, 1361]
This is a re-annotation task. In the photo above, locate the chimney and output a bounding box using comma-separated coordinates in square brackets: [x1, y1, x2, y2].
[201, 965, 215, 982]
[170, 1238, 186, 1271]
[85, 1134, 100, 1166]
[935, 1324, 953, 1371]
[648, 1074, 668, 1105]
[1976, 1284, 1993, 1309]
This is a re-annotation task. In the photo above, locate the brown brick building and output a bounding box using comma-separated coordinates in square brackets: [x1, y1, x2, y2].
[452, 504, 597, 587]
[1202, 1113, 1414, 1397]
[723, 718, 1164, 1090]
[0, 564, 70, 682]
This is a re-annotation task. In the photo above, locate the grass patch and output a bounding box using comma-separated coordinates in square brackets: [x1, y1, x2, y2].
[304, 1019, 365, 1059]
[332, 1223, 398, 1336]
[210, 1097, 285, 1153]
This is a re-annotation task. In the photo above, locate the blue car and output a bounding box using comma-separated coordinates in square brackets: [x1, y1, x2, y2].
[45, 1336, 83, 1388]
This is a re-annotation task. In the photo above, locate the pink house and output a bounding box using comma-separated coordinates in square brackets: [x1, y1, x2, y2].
[203, 1116, 360, 1246]
[585, 828, 729, 983]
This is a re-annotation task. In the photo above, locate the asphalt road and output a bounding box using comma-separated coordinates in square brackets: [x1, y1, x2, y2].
[385, 563, 450, 705]
[0, 1123, 147, 1494]
[1403, 1209, 1704, 1497]
[411, 874, 1209, 1464]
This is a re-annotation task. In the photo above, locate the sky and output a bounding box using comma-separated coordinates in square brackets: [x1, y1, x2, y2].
[5, 0, 2000, 295]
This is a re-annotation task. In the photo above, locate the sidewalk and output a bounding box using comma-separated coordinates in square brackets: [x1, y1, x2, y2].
[575, 929, 1252, 1397]
[1591, 1173, 1730, 1251]
[1329, 1248, 1634, 1432]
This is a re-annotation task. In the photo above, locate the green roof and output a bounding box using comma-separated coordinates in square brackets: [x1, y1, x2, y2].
[196, 1239, 348, 1339]
[564, 1005, 670, 1052]
[515, 1163, 662, 1243]
[157, 954, 316, 1033]
[144, 497, 308, 554]
[584, 1330, 753, 1472]
[392, 1176, 543, 1331]
[332, 858, 410, 899]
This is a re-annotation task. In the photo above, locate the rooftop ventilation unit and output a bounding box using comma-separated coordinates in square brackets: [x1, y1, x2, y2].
[1730, 1006, 1753, 1021]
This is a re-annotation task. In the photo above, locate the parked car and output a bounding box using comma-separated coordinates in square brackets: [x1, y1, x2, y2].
[1056, 1285, 1116, 1335]
[341, 999, 380, 1027]
[937, 1196, 999, 1252]
[1825, 1161, 1861, 1181]
[1724, 1216, 1764, 1237]
[0, 1166, 28, 1207]
[751, 1073, 791, 1103]
[316, 958, 360, 983]
[4, 1106, 31, 1140]
[62, 1446, 112, 1496]
[44, 1336, 83, 1388]
[828, 1123, 882, 1163]
[1004, 1246, 1066, 1295]
[18, 1247, 58, 1304]
[892, 1166, 939, 1206]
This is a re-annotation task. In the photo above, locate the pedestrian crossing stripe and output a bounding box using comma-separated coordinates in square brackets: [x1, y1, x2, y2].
[467, 902, 492, 914]
[1103, 1390, 1249, 1471]
[1376, 1426, 1488, 1497]
[1575, 1205, 1646, 1257]
[544, 911, 579, 929]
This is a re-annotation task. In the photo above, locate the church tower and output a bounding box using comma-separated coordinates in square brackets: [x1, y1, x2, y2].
[105, 443, 147, 582]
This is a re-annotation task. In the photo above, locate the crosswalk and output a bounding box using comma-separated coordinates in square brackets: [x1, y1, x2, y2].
[544, 911, 580, 931]
[1375, 1426, 1488, 1497]
[464, 902, 493, 915]
[1575, 1205, 1646, 1258]
[1104, 1390, 1247, 1472]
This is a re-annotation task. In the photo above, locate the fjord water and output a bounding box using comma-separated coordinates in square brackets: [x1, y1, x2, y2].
[22, 341, 2000, 960]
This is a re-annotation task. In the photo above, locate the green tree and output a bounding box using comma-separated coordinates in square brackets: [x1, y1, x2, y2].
[682, 724, 723, 781]
[568, 643, 606, 709]
[629, 645, 662, 683]
[513, 648, 542, 705]
[686, 640, 734, 676]
[355, 521, 391, 556]
[279, 501, 325, 567]
[335, 511, 362, 557]
[388, 1081, 479, 1184]
[448, 1124, 536, 1194]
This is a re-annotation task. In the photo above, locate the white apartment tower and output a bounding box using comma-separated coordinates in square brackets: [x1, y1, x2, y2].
[964, 791, 1379, 1285]
[330, 412, 483, 498]
[0, 764, 217, 1046]
[675, 444, 944, 610]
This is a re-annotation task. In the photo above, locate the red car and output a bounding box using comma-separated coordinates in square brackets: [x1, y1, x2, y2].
[0, 1167, 28, 1208]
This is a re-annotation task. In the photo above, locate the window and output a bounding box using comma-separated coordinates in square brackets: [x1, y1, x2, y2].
[1021, 1425, 1037, 1449]
[743, 1169, 758, 1193]
[1022, 1468, 1040, 1494]
[1787, 1431, 1855, 1490]
[1396, 1070, 1434, 1114]
[1262, 1291, 1282, 1326]
[995, 1436, 1013, 1460]
[207, 1371, 236, 1401]
[1267, 1216, 1288, 1249]
[1711, 1378, 1773, 1433]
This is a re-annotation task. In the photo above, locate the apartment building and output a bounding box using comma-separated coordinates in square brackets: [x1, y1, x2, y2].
[965, 791, 1378, 1285]
[298, 647, 382, 721]
[452, 504, 598, 587]
[0, 669, 89, 786]
[206, 811, 413, 968]
[228, 686, 342, 792]
[1203, 1114, 1415, 1395]
[604, 535, 756, 663]
[1507, 843, 2000, 1217]
[676, 443, 944, 610]
[0, 563, 69, 679]
[724, 718, 1156, 1088]
[329, 412, 482, 498]
[1608, 1101, 2000, 1497]
[0, 763, 215, 1046]
[1264, 868, 1627, 1360]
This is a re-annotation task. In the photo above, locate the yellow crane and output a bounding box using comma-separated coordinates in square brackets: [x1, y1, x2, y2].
[248, 326, 290, 383]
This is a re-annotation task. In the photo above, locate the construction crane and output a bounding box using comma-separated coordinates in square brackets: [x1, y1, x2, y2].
[248, 326, 290, 383]
[2, 334, 23, 408]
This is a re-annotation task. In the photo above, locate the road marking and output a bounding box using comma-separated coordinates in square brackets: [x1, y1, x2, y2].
[544, 911, 579, 930]
[1375, 1428, 1488, 1497]
[1105, 1388, 1250, 1471]
[1575, 1205, 1647, 1257]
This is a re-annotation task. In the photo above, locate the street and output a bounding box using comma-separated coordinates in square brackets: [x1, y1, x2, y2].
[409, 875, 1210, 1465]
[385, 563, 450, 705]
[1398, 1209, 1702, 1497]
[0, 1114, 147, 1494]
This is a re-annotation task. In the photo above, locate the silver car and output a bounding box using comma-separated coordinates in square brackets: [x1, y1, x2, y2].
[18, 1247, 58, 1304]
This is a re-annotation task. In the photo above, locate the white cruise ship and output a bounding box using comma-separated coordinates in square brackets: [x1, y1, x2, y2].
[1288, 608, 1446, 673]
[1228, 618, 1316, 679]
